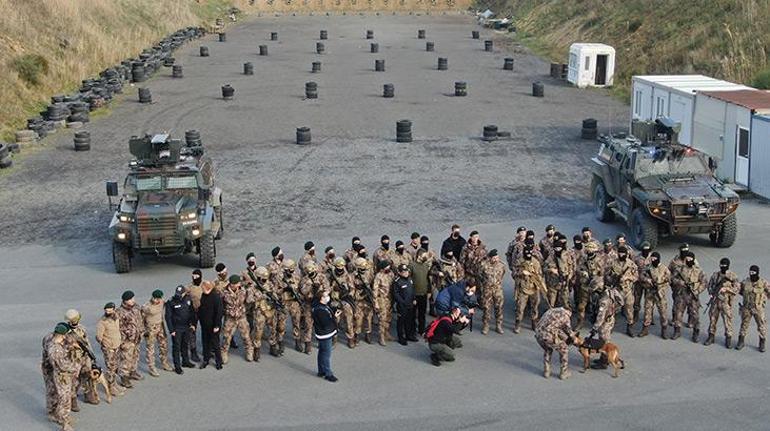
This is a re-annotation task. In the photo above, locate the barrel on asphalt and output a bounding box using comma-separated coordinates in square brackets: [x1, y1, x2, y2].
[484, 40, 493, 51]
[259, 45, 268, 56]
[312, 61, 321, 73]
[375, 59, 385, 72]
[138, 87, 152, 103]
[305, 81, 318, 99]
[504, 58, 514, 70]
[581, 118, 598, 140]
[218, 32, 226, 42]
[455, 81, 467, 97]
[418, 29, 426, 39]
[482, 125, 498, 142]
[316, 42, 325, 54]
[366, 30, 374, 39]
[131, 62, 146, 82]
[222, 84, 235, 100]
[437, 57, 448, 70]
[244, 62, 254, 75]
[396, 120, 412, 143]
[550, 63, 560, 78]
[370, 43, 379, 53]
[270, 32, 278, 41]
[320, 30, 328, 40]
[426, 41, 434, 52]
[172, 65, 183, 78]
[383, 83, 394, 98]
[163, 57, 175, 67]
[73, 130, 91, 151]
[532, 81, 544, 97]
[472, 30, 480, 39]
[200, 46, 209, 57]
[185, 129, 202, 147]
[296, 127, 311, 145]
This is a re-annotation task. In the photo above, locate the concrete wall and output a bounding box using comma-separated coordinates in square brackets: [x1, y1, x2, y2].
[750, 115, 770, 199]
[247, 0, 472, 12]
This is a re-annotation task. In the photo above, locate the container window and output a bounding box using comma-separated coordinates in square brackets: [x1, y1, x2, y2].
[634, 90, 642, 115]
[738, 127, 750, 158]
[585, 56, 590, 71]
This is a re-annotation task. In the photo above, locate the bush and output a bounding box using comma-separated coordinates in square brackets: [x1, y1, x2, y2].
[9, 54, 49, 86]
[752, 69, 770, 90]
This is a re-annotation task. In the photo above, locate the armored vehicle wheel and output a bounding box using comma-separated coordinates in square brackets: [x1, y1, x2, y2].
[631, 207, 658, 249]
[199, 231, 216, 268]
[113, 241, 132, 273]
[592, 178, 614, 222]
[711, 213, 737, 248]
[214, 206, 224, 240]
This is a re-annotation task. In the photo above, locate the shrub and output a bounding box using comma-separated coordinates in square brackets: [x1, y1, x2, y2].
[752, 69, 770, 90]
[9, 54, 49, 86]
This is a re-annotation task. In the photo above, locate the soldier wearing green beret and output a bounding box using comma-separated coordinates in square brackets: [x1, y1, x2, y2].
[43, 323, 79, 431]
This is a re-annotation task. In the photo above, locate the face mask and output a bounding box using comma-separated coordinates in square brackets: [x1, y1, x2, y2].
[334, 268, 344, 276]
[680, 250, 688, 259]
[604, 246, 612, 253]
[641, 249, 650, 258]
[277, 254, 284, 263]
[554, 248, 563, 256]
[750, 272, 759, 282]
[193, 276, 202, 286]
[587, 252, 595, 259]
[327, 253, 335, 261]
[574, 243, 583, 250]
[382, 242, 390, 250]
[618, 254, 627, 261]
[218, 273, 227, 280]
[547, 231, 554, 238]
[524, 253, 532, 260]
[258, 277, 268, 284]
[284, 270, 293, 277]
[358, 252, 367, 259]
[685, 259, 695, 267]
[720, 265, 728, 274]
[175, 292, 183, 299]
[397, 247, 405, 254]
[357, 268, 366, 273]
[309, 249, 315, 256]
[248, 261, 256, 269]
[421, 242, 429, 250]
[651, 259, 660, 267]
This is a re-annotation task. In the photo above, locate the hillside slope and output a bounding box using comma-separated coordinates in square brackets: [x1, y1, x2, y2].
[479, 0, 770, 99]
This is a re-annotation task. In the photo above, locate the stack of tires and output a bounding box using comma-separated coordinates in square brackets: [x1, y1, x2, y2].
[396, 120, 412, 143]
[482, 125, 498, 142]
[221, 84, 235, 100]
[305, 82, 318, 99]
[0, 143, 12, 169]
[131, 62, 147, 83]
[581, 119, 598, 140]
[296, 127, 311, 145]
[138, 88, 152, 104]
[67, 102, 90, 125]
[532, 81, 544, 97]
[15, 129, 37, 147]
[73, 131, 91, 152]
[46, 103, 68, 126]
[185, 129, 202, 147]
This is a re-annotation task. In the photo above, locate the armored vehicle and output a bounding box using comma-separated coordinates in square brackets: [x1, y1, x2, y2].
[591, 119, 739, 248]
[107, 133, 223, 273]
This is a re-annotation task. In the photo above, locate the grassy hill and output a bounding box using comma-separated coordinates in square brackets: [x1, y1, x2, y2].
[478, 0, 770, 100]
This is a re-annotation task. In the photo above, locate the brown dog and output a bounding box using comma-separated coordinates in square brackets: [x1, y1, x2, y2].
[89, 367, 113, 404]
[573, 333, 625, 378]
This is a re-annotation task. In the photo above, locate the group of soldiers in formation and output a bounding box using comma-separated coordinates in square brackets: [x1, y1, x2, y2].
[41, 224, 770, 429]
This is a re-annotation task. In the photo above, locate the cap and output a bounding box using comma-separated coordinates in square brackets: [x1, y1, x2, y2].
[353, 244, 365, 252]
[104, 302, 116, 310]
[545, 224, 555, 231]
[679, 243, 690, 251]
[411, 232, 420, 239]
[381, 234, 390, 242]
[54, 323, 70, 335]
[469, 230, 479, 237]
[516, 226, 526, 233]
[304, 241, 314, 251]
[377, 260, 390, 270]
[228, 274, 241, 284]
[582, 226, 591, 233]
[395, 240, 404, 247]
[397, 263, 409, 272]
[420, 235, 429, 242]
[488, 249, 498, 257]
[175, 285, 185, 295]
[192, 268, 202, 276]
[271, 247, 281, 257]
[640, 241, 651, 249]
[333, 257, 346, 269]
[351, 236, 361, 244]
[152, 289, 163, 299]
[324, 246, 334, 254]
[121, 290, 135, 301]
[215, 263, 226, 272]
[616, 233, 627, 240]
[246, 252, 256, 261]
[602, 238, 612, 245]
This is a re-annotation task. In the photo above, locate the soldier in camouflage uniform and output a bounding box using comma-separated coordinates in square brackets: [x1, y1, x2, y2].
[348, 244, 369, 273]
[299, 241, 318, 276]
[589, 286, 624, 369]
[328, 257, 357, 347]
[117, 290, 144, 388]
[44, 323, 79, 431]
[736, 265, 770, 352]
[299, 262, 329, 354]
[142, 290, 173, 376]
[669, 244, 697, 329]
[460, 230, 488, 292]
[534, 307, 575, 380]
[431, 251, 465, 292]
[63, 309, 98, 407]
[391, 241, 413, 271]
[479, 249, 506, 334]
[505, 226, 527, 275]
[213, 262, 230, 293]
[600, 238, 616, 269]
[704, 258, 740, 348]
[513, 247, 546, 333]
[267, 247, 286, 286]
[581, 226, 601, 250]
[632, 242, 653, 324]
[604, 246, 638, 337]
[278, 259, 304, 353]
[576, 242, 603, 329]
[95, 303, 125, 396]
[344, 236, 362, 267]
[615, 233, 635, 259]
[568, 235, 585, 308]
[670, 251, 706, 342]
[243, 253, 259, 332]
[352, 258, 377, 345]
[637, 252, 670, 339]
[319, 246, 337, 279]
[374, 261, 395, 345]
[220, 275, 255, 363]
[373, 235, 395, 274]
[543, 241, 575, 310]
[538, 224, 556, 261]
[242, 266, 280, 358]
[185, 269, 204, 361]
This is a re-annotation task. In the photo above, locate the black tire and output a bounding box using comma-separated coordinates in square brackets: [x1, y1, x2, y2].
[113, 241, 132, 273]
[0, 157, 13, 169]
[199, 231, 216, 268]
[712, 213, 737, 248]
[74, 142, 91, 151]
[214, 205, 224, 240]
[592, 177, 615, 222]
[631, 207, 658, 249]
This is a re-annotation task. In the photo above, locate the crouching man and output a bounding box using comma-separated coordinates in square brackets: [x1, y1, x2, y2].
[534, 307, 575, 380]
[425, 307, 469, 366]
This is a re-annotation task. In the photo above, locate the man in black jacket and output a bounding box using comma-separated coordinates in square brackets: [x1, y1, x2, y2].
[165, 285, 196, 374]
[393, 264, 418, 345]
[197, 281, 224, 369]
[312, 291, 342, 382]
[441, 224, 466, 260]
[427, 307, 469, 366]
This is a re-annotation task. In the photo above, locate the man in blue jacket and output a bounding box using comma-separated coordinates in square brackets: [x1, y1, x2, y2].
[434, 281, 478, 317]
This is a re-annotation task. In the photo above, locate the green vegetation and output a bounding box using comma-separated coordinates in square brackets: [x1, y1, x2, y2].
[753, 69, 770, 90]
[10, 54, 49, 86]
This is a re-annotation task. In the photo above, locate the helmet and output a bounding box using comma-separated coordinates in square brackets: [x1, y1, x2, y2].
[282, 259, 296, 270]
[65, 309, 81, 325]
[255, 266, 269, 278]
[585, 242, 599, 253]
[333, 257, 346, 269]
[354, 257, 369, 270]
[305, 262, 318, 273]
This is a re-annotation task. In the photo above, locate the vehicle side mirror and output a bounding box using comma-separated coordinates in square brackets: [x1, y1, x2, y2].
[709, 157, 718, 171]
[198, 188, 210, 202]
[106, 181, 118, 197]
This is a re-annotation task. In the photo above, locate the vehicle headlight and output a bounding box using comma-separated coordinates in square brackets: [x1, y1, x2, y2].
[181, 211, 197, 221]
[192, 228, 201, 236]
[117, 232, 127, 240]
[119, 213, 134, 223]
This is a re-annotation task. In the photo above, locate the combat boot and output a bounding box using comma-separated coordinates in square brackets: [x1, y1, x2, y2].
[496, 324, 504, 334]
[47, 414, 62, 425]
[269, 345, 279, 357]
[120, 376, 133, 388]
[660, 325, 668, 340]
[735, 335, 745, 350]
[84, 389, 100, 405]
[543, 362, 551, 379]
[254, 348, 260, 362]
[295, 340, 303, 352]
[162, 363, 174, 372]
[304, 342, 312, 354]
[110, 383, 125, 397]
[430, 353, 441, 367]
[245, 349, 254, 362]
[278, 342, 285, 356]
[70, 397, 80, 412]
[672, 327, 681, 340]
[513, 320, 521, 334]
[725, 335, 732, 349]
[637, 325, 649, 337]
[691, 328, 700, 343]
[759, 338, 766, 353]
[364, 333, 372, 344]
[559, 368, 571, 380]
[531, 318, 539, 331]
[626, 324, 634, 338]
[481, 324, 489, 335]
[129, 371, 144, 381]
[378, 334, 386, 346]
[221, 350, 229, 365]
[704, 333, 715, 346]
[148, 368, 160, 378]
[347, 338, 355, 349]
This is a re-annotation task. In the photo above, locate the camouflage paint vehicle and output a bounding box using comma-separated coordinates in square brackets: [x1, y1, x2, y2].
[591, 119, 739, 249]
[107, 134, 223, 273]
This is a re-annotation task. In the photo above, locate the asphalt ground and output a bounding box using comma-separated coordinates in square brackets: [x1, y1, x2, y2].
[1, 13, 769, 431]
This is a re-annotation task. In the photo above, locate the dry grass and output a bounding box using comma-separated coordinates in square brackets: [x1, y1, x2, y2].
[480, 0, 770, 100]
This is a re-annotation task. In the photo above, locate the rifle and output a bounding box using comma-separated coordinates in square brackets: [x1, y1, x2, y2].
[245, 270, 286, 314]
[355, 273, 376, 307]
[68, 328, 101, 372]
[703, 273, 727, 315]
[330, 273, 357, 313]
[282, 274, 305, 307]
[645, 267, 664, 303]
[675, 270, 701, 308]
[520, 262, 550, 310]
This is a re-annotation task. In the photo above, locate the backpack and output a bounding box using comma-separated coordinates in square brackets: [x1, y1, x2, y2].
[424, 316, 452, 342]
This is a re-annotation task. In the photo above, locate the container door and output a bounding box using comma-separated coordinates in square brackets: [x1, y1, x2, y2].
[735, 126, 750, 186]
[595, 54, 608, 86]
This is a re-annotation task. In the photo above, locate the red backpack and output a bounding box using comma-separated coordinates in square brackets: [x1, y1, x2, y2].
[424, 316, 452, 341]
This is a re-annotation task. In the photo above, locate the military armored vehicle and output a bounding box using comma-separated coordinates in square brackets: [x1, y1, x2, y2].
[590, 118, 739, 248]
[106, 133, 223, 273]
